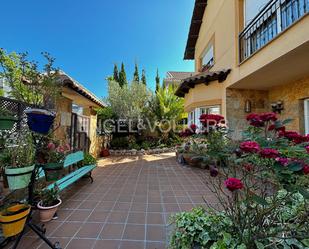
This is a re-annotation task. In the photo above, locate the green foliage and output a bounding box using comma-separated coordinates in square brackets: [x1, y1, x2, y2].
[39, 185, 60, 207]
[141, 69, 146, 85]
[113, 64, 119, 82]
[133, 63, 140, 82]
[82, 153, 97, 165]
[96, 106, 115, 121]
[0, 49, 60, 106]
[110, 137, 129, 149]
[0, 133, 35, 168]
[0, 88, 4, 97]
[156, 85, 184, 122]
[118, 62, 127, 87]
[169, 208, 236, 249]
[107, 80, 152, 119]
[155, 68, 160, 92]
[170, 191, 309, 249]
[0, 108, 15, 117]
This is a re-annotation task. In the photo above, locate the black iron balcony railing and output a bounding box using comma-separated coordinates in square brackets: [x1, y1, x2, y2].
[239, 0, 309, 62]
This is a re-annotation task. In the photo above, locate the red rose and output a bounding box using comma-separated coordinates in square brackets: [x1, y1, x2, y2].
[190, 124, 197, 132]
[275, 157, 289, 166]
[283, 131, 303, 144]
[200, 114, 225, 125]
[259, 112, 277, 122]
[303, 165, 309, 175]
[260, 148, 279, 159]
[240, 141, 260, 153]
[224, 178, 244, 192]
[246, 113, 264, 127]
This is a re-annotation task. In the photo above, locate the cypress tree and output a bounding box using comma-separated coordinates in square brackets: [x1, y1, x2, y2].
[141, 69, 147, 85]
[113, 64, 119, 82]
[133, 63, 140, 82]
[155, 69, 160, 92]
[119, 62, 127, 87]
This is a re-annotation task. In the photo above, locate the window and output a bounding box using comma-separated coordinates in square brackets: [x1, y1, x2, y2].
[305, 99, 309, 135]
[200, 106, 220, 115]
[201, 45, 214, 71]
[189, 111, 195, 125]
[244, 0, 270, 26]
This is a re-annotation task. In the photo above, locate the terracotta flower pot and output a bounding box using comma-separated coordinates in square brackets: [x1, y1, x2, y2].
[37, 198, 62, 223]
[101, 149, 110, 157]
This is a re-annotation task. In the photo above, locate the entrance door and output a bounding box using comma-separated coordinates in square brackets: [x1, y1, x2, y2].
[70, 113, 90, 152]
[305, 99, 309, 135]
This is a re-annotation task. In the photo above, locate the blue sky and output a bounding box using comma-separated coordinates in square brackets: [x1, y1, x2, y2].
[0, 0, 194, 98]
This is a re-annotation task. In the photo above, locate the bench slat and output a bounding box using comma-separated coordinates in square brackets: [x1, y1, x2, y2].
[63, 151, 84, 168]
[46, 165, 96, 191]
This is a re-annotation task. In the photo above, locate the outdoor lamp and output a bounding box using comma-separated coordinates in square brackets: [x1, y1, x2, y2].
[244, 100, 252, 113]
[271, 101, 284, 114]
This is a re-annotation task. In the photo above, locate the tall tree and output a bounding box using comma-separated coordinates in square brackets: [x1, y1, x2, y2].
[141, 69, 147, 85]
[133, 63, 140, 82]
[155, 69, 160, 92]
[118, 62, 127, 87]
[113, 64, 119, 82]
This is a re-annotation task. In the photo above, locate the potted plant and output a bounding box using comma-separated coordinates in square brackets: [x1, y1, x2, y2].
[37, 185, 61, 222]
[41, 141, 70, 181]
[25, 109, 55, 135]
[0, 203, 31, 238]
[0, 109, 18, 130]
[1, 135, 35, 190]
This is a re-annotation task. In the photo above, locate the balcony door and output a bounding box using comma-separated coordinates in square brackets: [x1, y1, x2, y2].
[305, 99, 309, 135]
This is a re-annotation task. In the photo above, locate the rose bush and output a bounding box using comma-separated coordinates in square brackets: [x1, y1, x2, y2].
[171, 112, 309, 249]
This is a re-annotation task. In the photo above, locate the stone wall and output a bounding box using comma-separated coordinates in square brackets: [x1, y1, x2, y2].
[226, 77, 309, 138]
[226, 88, 269, 139]
[54, 96, 73, 143]
[269, 77, 309, 133]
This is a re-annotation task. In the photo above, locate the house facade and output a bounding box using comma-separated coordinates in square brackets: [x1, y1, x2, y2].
[176, 0, 309, 138]
[54, 72, 106, 157]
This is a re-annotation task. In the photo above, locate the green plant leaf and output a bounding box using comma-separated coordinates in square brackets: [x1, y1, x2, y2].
[255, 241, 265, 249]
[288, 162, 303, 172]
[298, 189, 309, 199]
[252, 194, 268, 206]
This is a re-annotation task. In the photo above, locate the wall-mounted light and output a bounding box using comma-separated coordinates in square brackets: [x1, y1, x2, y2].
[271, 101, 284, 114]
[244, 99, 252, 113]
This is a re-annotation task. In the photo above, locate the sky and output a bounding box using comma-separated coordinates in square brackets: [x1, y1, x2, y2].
[0, 0, 195, 98]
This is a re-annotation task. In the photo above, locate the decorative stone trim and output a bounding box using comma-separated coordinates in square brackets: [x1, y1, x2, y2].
[109, 147, 175, 156]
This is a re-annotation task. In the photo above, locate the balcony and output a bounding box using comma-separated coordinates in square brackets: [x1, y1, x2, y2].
[239, 0, 309, 62]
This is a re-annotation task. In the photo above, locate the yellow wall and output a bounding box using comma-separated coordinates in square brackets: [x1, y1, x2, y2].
[54, 88, 104, 158]
[184, 82, 224, 113]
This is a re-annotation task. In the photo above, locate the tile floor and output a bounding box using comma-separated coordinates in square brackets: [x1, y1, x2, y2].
[4, 153, 218, 249]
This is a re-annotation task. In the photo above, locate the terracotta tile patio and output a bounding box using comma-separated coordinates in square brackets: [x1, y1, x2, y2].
[4, 153, 218, 249]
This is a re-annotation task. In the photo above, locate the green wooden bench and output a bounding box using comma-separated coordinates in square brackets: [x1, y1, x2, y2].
[44, 151, 96, 191]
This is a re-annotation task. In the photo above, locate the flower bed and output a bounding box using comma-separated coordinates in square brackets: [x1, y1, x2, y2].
[109, 147, 175, 156]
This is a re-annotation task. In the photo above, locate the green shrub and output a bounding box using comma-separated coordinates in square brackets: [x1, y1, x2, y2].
[110, 137, 129, 149]
[83, 153, 97, 166]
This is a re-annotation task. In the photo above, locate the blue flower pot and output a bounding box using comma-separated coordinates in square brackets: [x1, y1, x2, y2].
[25, 109, 55, 135]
